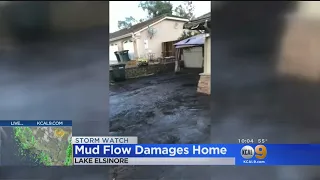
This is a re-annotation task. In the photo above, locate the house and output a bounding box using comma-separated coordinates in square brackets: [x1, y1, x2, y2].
[109, 14, 189, 62]
[183, 13, 211, 95]
[278, 1, 320, 81]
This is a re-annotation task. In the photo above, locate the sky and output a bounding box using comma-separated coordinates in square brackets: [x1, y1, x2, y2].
[110, 1, 211, 33]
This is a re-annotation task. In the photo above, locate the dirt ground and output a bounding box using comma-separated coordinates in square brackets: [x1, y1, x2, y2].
[109, 72, 211, 179]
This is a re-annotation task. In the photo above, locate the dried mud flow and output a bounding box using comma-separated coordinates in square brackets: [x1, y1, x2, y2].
[109, 72, 210, 179]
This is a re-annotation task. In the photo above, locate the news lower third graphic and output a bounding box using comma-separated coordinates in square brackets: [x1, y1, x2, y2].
[5, 126, 320, 166]
[72, 136, 320, 166]
[0, 120, 72, 166]
[72, 136, 236, 166]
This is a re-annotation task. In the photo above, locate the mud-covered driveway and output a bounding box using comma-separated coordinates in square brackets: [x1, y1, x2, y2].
[110, 72, 210, 144]
[109, 72, 211, 179]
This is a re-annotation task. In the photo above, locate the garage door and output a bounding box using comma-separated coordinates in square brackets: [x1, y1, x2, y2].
[123, 40, 135, 60]
[109, 44, 118, 63]
[183, 47, 203, 68]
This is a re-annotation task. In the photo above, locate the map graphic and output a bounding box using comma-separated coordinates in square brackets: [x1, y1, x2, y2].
[0, 126, 72, 166]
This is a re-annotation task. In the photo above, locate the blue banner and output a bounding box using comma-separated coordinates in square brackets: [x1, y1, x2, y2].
[0, 120, 72, 126]
[73, 144, 320, 165]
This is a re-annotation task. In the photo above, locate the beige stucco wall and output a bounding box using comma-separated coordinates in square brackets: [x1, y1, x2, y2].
[136, 19, 186, 58]
[109, 37, 133, 64]
[203, 36, 211, 74]
[49, 1, 108, 32]
[278, 1, 320, 81]
[110, 37, 131, 52]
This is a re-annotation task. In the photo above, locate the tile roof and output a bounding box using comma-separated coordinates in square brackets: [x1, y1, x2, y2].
[183, 12, 211, 29]
[110, 14, 188, 39]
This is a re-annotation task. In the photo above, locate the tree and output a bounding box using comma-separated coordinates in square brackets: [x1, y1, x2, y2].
[138, 1, 173, 19]
[117, 16, 137, 29]
[117, 1, 173, 30]
[175, 1, 198, 40]
[116, 1, 194, 30]
[178, 30, 200, 40]
[174, 1, 195, 20]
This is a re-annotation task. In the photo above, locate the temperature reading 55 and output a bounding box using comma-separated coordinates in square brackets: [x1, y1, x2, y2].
[258, 139, 268, 144]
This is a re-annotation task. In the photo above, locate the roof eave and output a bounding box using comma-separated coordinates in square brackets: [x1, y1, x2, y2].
[134, 16, 188, 35]
[110, 33, 132, 42]
[110, 16, 189, 41]
[183, 18, 211, 33]
[183, 18, 211, 29]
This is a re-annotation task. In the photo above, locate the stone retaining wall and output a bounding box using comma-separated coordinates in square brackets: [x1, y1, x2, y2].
[197, 74, 211, 95]
[125, 62, 175, 79]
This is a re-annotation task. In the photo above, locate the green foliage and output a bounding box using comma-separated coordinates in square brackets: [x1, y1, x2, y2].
[138, 1, 173, 19]
[117, 1, 174, 30]
[117, 1, 195, 31]
[175, 1, 196, 40]
[174, 1, 195, 20]
[117, 16, 137, 29]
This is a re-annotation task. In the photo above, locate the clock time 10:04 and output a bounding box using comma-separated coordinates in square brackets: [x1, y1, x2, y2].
[238, 139, 254, 144]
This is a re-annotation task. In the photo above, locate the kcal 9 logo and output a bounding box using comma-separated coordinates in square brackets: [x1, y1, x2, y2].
[241, 145, 267, 159]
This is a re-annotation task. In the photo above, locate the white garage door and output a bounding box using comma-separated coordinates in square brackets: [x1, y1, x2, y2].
[123, 40, 135, 60]
[109, 44, 119, 64]
[183, 47, 203, 68]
